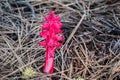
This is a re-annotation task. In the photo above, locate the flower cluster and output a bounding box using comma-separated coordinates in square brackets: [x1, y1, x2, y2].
[39, 11, 64, 73]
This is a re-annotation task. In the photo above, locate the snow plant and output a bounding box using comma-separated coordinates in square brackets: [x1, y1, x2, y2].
[39, 11, 64, 73]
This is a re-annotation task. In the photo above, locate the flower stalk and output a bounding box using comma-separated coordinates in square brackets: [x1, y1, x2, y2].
[39, 11, 64, 73]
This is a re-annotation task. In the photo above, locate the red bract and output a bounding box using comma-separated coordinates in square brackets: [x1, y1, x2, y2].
[39, 11, 64, 73]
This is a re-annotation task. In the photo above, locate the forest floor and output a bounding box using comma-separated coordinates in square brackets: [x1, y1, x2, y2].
[0, 0, 120, 80]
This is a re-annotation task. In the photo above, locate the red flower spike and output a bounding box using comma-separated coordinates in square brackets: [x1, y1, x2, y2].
[39, 11, 64, 73]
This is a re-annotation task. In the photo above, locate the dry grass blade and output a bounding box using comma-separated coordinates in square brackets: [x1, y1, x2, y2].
[2, 35, 24, 66]
[63, 14, 86, 52]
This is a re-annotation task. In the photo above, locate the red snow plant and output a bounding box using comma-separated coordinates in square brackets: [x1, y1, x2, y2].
[39, 11, 64, 73]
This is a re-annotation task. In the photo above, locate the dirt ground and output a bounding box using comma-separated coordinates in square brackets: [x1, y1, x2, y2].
[0, 0, 120, 80]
